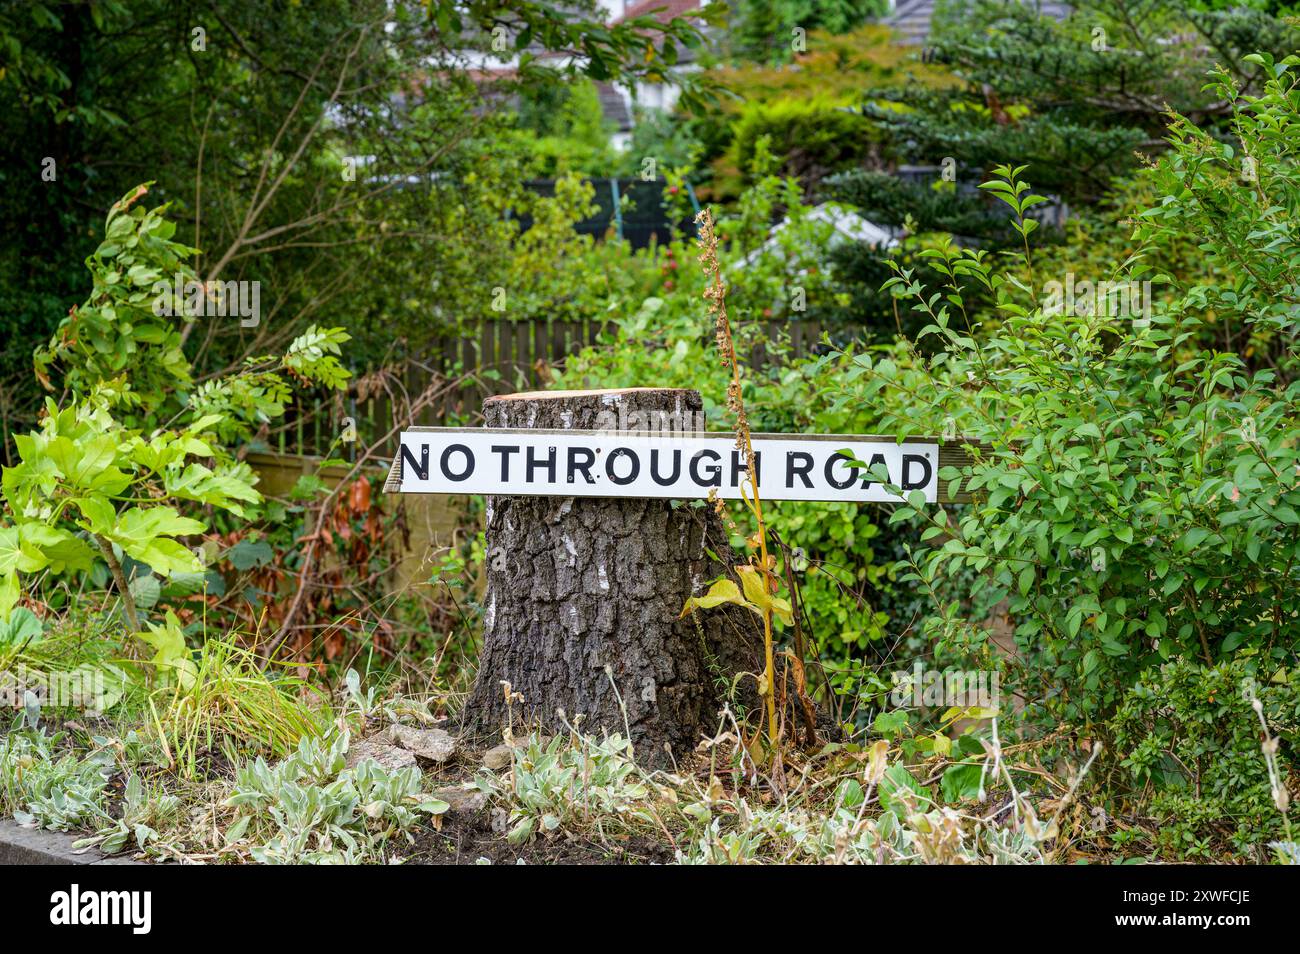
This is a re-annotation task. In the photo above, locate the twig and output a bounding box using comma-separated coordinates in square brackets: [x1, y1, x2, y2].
[94, 535, 140, 633]
[264, 374, 457, 660]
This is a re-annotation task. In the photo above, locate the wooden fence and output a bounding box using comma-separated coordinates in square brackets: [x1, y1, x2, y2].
[275, 316, 829, 458]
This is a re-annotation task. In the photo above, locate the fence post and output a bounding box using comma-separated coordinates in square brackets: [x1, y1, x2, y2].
[609, 177, 623, 241]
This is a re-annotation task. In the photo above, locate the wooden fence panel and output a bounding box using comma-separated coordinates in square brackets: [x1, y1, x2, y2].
[278, 316, 836, 457]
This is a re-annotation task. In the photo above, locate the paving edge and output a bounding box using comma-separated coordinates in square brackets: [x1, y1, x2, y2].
[0, 818, 143, 865]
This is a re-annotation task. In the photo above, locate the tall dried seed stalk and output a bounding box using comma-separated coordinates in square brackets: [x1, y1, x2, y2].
[695, 208, 779, 753]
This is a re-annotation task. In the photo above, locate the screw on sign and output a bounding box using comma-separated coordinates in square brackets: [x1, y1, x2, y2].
[384, 388, 977, 763]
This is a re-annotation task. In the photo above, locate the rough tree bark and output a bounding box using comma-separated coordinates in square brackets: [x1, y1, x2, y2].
[459, 388, 761, 764]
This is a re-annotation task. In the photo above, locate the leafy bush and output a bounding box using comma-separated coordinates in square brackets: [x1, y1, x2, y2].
[1111, 659, 1298, 859]
[856, 60, 1300, 730]
[80, 774, 182, 856]
[484, 728, 1049, 865]
[726, 1, 891, 65]
[493, 174, 656, 325]
[0, 186, 350, 632]
[512, 79, 615, 177]
[836, 57, 1300, 856]
[680, 24, 954, 199]
[1, 396, 249, 623]
[0, 713, 113, 832]
[484, 732, 657, 846]
[824, 170, 1026, 245]
[730, 98, 883, 191]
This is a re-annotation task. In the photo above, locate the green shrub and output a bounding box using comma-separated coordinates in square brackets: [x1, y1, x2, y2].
[731, 98, 882, 190]
[1111, 659, 1298, 859]
[0, 186, 350, 632]
[0, 717, 113, 832]
[513, 79, 615, 177]
[854, 60, 1300, 735]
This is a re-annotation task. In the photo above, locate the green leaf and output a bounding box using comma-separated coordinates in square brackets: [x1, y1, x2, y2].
[0, 607, 43, 647]
[0, 572, 17, 625]
[0, 526, 48, 620]
[227, 539, 274, 571]
[137, 609, 196, 689]
[940, 762, 983, 803]
[1018, 565, 1034, 595]
[18, 524, 95, 574]
[104, 507, 205, 576]
[0, 526, 49, 576]
[128, 573, 161, 609]
[735, 565, 795, 626]
[873, 710, 909, 738]
[1082, 649, 1099, 675]
[879, 764, 930, 816]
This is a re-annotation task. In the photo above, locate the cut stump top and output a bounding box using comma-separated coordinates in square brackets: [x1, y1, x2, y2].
[484, 387, 689, 403]
[482, 388, 704, 432]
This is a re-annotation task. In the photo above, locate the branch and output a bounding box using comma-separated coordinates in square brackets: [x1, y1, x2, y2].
[95, 535, 140, 633]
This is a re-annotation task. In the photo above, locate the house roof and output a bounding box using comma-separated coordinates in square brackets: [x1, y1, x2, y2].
[887, 0, 1071, 45]
[595, 81, 632, 130]
[611, 0, 705, 26]
[611, 0, 706, 70]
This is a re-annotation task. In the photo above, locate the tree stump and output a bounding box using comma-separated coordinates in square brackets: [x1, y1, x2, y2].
[459, 388, 760, 764]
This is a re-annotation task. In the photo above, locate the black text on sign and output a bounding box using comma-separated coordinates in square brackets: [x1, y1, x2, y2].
[395, 429, 939, 503]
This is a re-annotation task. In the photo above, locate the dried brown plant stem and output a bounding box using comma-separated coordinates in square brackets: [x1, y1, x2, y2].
[695, 208, 778, 753]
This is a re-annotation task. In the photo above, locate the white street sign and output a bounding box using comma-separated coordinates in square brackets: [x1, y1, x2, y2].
[392, 428, 939, 503]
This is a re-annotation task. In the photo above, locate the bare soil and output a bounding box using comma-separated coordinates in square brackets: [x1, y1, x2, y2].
[407, 809, 675, 865]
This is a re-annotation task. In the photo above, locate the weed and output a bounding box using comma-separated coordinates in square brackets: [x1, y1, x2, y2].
[77, 774, 182, 855]
[148, 635, 328, 778]
[0, 713, 113, 832]
[221, 732, 448, 864]
[486, 731, 659, 846]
